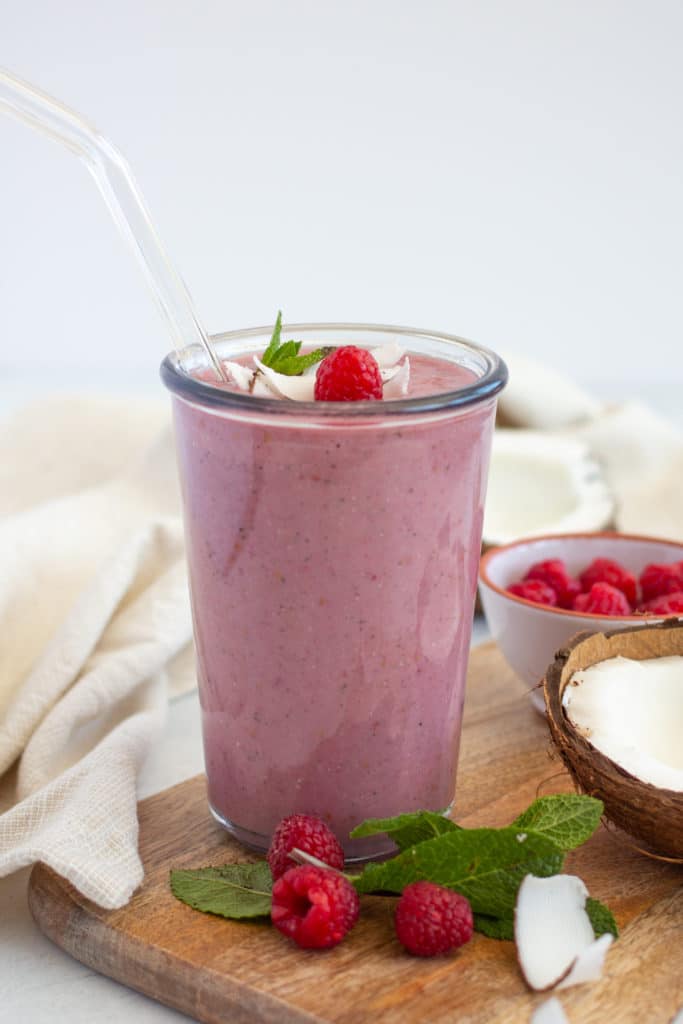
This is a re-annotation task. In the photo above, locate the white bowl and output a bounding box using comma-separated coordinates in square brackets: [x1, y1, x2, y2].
[478, 532, 683, 713]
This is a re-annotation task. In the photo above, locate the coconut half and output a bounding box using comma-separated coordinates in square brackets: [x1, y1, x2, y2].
[496, 353, 602, 431]
[482, 430, 614, 548]
[515, 874, 613, 992]
[544, 619, 683, 858]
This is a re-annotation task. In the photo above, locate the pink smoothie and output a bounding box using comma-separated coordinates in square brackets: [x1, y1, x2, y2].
[167, 340, 501, 860]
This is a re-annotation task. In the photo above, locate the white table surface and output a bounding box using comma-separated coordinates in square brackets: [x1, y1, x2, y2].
[1, 371, 679, 1023]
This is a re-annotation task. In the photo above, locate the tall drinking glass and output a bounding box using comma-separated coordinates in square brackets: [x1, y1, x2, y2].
[162, 324, 507, 862]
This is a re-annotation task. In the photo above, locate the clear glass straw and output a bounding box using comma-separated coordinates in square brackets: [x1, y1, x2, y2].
[0, 67, 226, 381]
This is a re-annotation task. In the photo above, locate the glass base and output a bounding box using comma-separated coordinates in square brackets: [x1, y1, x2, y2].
[209, 800, 455, 865]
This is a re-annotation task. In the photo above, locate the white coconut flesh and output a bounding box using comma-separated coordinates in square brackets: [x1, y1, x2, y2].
[252, 356, 315, 400]
[515, 874, 613, 991]
[563, 656, 683, 792]
[497, 353, 602, 430]
[483, 431, 613, 546]
[530, 997, 570, 1024]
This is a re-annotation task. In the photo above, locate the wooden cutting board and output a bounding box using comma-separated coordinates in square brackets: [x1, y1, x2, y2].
[28, 643, 683, 1024]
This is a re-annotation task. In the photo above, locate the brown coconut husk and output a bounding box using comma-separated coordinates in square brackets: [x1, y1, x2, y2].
[543, 618, 683, 859]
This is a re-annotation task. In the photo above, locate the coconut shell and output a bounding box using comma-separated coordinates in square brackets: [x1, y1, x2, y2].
[543, 618, 683, 858]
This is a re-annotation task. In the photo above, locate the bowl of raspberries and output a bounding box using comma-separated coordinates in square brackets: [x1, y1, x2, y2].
[478, 531, 683, 713]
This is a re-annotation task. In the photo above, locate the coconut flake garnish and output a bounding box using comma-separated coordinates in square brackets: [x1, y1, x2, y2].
[371, 340, 406, 368]
[222, 342, 410, 401]
[556, 933, 612, 989]
[382, 357, 411, 398]
[223, 360, 254, 392]
[252, 356, 316, 401]
[531, 997, 570, 1024]
[251, 376, 272, 397]
[515, 874, 613, 992]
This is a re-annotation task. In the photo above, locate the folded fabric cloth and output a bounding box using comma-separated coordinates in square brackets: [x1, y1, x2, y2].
[498, 355, 683, 542]
[0, 396, 193, 908]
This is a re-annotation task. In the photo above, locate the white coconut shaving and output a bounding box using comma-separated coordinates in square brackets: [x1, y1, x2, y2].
[224, 360, 272, 395]
[252, 356, 317, 401]
[222, 341, 410, 401]
[370, 340, 406, 368]
[563, 656, 683, 793]
[530, 997, 570, 1024]
[556, 933, 613, 990]
[382, 357, 411, 398]
[222, 360, 253, 391]
[515, 874, 613, 992]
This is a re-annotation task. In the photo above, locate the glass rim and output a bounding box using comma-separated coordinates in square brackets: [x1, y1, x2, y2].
[160, 321, 508, 417]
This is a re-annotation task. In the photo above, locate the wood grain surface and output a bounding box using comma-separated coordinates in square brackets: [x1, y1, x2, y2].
[28, 643, 683, 1024]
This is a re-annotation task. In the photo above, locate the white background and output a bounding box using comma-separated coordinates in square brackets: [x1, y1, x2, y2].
[2, 0, 682, 405]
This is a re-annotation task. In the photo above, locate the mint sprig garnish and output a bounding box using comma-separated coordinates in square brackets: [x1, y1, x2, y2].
[348, 797, 608, 941]
[260, 311, 330, 376]
[473, 913, 515, 941]
[511, 794, 603, 851]
[351, 827, 564, 917]
[260, 310, 284, 366]
[170, 794, 616, 942]
[350, 809, 461, 851]
[170, 862, 272, 919]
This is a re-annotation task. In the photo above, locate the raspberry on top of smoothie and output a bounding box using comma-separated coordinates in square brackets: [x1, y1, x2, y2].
[222, 311, 410, 401]
[314, 346, 384, 401]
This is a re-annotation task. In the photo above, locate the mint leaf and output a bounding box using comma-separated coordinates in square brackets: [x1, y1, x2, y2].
[269, 339, 302, 368]
[170, 862, 272, 919]
[512, 795, 603, 852]
[473, 913, 514, 940]
[260, 311, 330, 376]
[353, 828, 564, 918]
[351, 810, 460, 852]
[274, 347, 331, 376]
[586, 897, 618, 938]
[261, 311, 283, 367]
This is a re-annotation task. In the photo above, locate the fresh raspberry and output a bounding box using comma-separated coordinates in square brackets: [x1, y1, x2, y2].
[271, 865, 359, 949]
[579, 557, 637, 608]
[573, 581, 631, 616]
[394, 881, 473, 957]
[638, 591, 683, 616]
[639, 562, 683, 603]
[267, 814, 345, 881]
[524, 559, 581, 609]
[507, 579, 558, 607]
[314, 345, 383, 401]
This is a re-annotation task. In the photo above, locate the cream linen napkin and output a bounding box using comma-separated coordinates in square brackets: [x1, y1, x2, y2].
[498, 355, 683, 542]
[0, 396, 193, 908]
